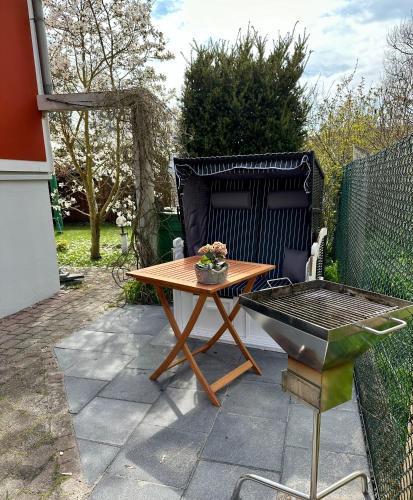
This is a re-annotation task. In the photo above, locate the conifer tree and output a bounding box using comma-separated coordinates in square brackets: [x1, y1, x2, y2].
[180, 27, 309, 156]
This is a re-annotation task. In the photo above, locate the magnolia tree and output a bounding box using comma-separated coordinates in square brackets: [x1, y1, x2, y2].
[45, 0, 174, 260]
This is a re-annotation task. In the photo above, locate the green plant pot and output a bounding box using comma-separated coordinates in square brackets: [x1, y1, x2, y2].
[195, 263, 229, 284]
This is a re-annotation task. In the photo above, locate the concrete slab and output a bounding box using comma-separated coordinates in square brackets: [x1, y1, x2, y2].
[108, 423, 206, 489]
[281, 446, 372, 499]
[77, 439, 120, 484]
[187, 339, 243, 364]
[74, 397, 150, 446]
[150, 325, 177, 347]
[127, 344, 180, 371]
[202, 412, 286, 471]
[99, 368, 163, 404]
[183, 460, 280, 500]
[141, 387, 219, 434]
[243, 349, 287, 385]
[56, 330, 120, 351]
[223, 380, 290, 420]
[168, 355, 238, 392]
[286, 404, 366, 456]
[65, 352, 133, 381]
[83, 305, 167, 335]
[56, 305, 370, 500]
[54, 347, 99, 371]
[56, 330, 152, 355]
[90, 476, 183, 500]
[64, 376, 107, 414]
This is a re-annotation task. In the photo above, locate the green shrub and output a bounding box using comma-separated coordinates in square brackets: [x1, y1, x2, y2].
[56, 239, 69, 253]
[324, 261, 339, 282]
[123, 280, 169, 305]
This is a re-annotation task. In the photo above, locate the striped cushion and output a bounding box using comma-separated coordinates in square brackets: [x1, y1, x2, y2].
[205, 176, 311, 298]
[255, 177, 311, 289]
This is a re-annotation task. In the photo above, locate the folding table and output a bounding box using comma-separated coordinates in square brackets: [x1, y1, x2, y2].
[127, 256, 275, 406]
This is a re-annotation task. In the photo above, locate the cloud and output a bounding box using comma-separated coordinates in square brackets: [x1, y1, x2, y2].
[152, 0, 183, 19]
[336, 0, 411, 22]
[151, 0, 406, 95]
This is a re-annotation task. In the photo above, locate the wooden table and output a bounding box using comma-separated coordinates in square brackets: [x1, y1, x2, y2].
[127, 256, 275, 406]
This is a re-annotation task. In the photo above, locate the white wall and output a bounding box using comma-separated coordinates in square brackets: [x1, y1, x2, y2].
[0, 179, 59, 317]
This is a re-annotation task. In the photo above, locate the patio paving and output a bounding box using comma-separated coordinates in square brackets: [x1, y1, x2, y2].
[55, 304, 373, 499]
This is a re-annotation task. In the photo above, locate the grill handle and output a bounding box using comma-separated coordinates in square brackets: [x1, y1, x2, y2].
[359, 317, 407, 336]
[267, 277, 293, 288]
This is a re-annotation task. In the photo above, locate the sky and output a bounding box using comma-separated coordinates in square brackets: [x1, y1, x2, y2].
[151, 0, 412, 95]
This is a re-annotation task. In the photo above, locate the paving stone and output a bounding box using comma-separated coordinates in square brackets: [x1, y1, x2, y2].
[74, 397, 150, 445]
[54, 347, 100, 371]
[56, 330, 152, 355]
[86, 307, 167, 336]
[168, 355, 239, 392]
[186, 338, 243, 364]
[126, 343, 179, 371]
[99, 368, 163, 404]
[90, 476, 182, 500]
[150, 325, 177, 347]
[203, 341, 244, 364]
[64, 376, 108, 414]
[286, 404, 366, 456]
[243, 349, 287, 384]
[202, 412, 286, 471]
[77, 439, 120, 484]
[223, 380, 290, 420]
[281, 446, 372, 499]
[184, 460, 280, 500]
[65, 352, 134, 380]
[56, 330, 119, 351]
[142, 387, 219, 434]
[108, 423, 206, 489]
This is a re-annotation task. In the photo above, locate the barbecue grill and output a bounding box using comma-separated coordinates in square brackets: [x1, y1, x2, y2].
[232, 280, 413, 500]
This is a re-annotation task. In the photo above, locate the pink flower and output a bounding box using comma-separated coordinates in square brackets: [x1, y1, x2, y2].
[212, 241, 227, 257]
[198, 244, 213, 255]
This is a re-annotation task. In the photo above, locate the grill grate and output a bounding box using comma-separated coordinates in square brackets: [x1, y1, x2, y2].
[255, 288, 398, 329]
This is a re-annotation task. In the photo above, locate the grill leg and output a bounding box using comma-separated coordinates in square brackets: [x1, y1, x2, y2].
[316, 471, 369, 499]
[310, 411, 321, 499]
[231, 408, 370, 500]
[231, 474, 310, 499]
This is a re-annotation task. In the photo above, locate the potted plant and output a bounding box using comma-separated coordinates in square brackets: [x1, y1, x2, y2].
[195, 241, 229, 284]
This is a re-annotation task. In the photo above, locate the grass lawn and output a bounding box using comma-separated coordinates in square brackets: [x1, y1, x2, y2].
[55, 222, 130, 267]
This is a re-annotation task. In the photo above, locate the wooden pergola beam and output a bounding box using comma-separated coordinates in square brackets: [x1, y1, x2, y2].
[37, 91, 140, 112]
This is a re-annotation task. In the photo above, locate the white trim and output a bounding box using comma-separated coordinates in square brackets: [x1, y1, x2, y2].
[0, 158, 52, 172]
[0, 172, 51, 181]
[28, 0, 54, 171]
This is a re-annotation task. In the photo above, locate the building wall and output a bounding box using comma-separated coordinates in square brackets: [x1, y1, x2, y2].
[0, 181, 59, 317]
[0, 0, 59, 318]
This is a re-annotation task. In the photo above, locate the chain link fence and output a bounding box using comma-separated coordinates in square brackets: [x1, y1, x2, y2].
[336, 134, 413, 499]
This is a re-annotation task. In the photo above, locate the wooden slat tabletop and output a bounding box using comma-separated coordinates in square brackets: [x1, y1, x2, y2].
[126, 256, 275, 294]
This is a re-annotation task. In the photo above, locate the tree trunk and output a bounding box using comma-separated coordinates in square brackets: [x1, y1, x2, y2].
[131, 106, 159, 268]
[90, 215, 101, 260]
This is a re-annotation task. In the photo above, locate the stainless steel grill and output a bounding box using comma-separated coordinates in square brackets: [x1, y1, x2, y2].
[254, 288, 398, 330]
[232, 280, 413, 500]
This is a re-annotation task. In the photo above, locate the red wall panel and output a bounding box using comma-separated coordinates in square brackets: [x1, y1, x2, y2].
[0, 0, 46, 162]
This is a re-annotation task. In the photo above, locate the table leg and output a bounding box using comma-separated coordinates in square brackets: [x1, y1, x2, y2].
[212, 293, 262, 375]
[150, 287, 221, 406]
[166, 277, 258, 370]
[197, 277, 256, 353]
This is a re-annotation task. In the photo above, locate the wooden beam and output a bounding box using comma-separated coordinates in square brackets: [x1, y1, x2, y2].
[37, 91, 141, 112]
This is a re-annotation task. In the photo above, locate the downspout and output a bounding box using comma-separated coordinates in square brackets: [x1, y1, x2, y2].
[29, 0, 53, 94]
